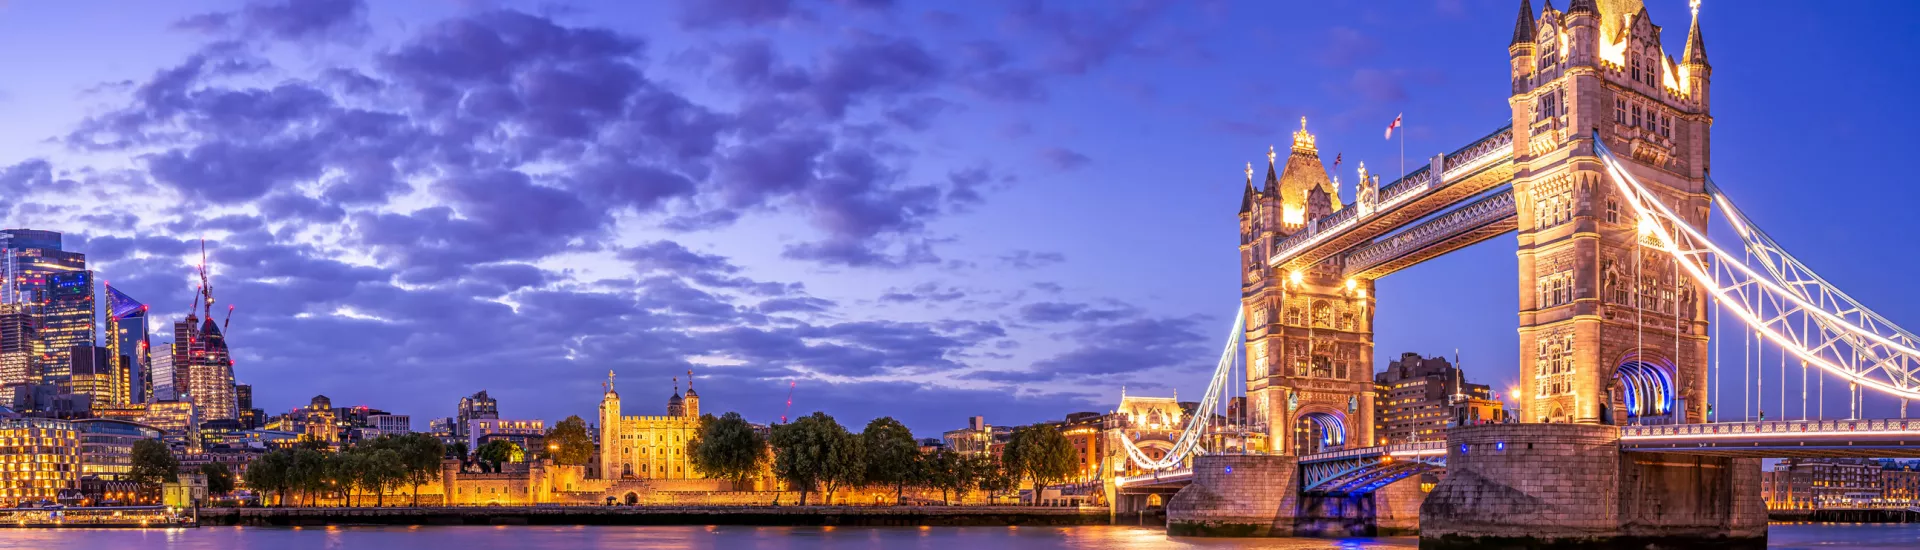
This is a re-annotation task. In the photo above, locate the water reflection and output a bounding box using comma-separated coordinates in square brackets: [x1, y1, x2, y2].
[0, 524, 1907, 549]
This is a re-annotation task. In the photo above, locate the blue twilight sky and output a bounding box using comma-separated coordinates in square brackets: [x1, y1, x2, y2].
[3, 0, 1918, 435]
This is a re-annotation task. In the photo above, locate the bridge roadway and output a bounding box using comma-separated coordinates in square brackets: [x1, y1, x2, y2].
[1269, 123, 1517, 277]
[1115, 419, 1920, 496]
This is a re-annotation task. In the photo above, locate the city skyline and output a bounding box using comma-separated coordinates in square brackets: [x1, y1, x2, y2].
[3, 0, 1919, 435]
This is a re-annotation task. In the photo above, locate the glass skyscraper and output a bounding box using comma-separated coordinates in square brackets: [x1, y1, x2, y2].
[105, 285, 149, 404]
[0, 229, 96, 387]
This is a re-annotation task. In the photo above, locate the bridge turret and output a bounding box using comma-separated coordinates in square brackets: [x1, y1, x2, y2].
[1508, 0, 1536, 93]
[1681, 0, 1710, 107]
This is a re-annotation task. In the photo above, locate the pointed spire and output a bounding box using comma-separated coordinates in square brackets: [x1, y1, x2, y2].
[1511, 0, 1536, 47]
[1240, 162, 1256, 214]
[1566, 0, 1595, 15]
[1683, 0, 1709, 68]
[1263, 144, 1281, 195]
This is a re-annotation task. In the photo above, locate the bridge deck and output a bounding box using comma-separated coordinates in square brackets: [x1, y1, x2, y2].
[1621, 419, 1920, 458]
[1270, 124, 1515, 275]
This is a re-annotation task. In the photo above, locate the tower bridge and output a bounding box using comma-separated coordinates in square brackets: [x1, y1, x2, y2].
[1100, 1, 1920, 547]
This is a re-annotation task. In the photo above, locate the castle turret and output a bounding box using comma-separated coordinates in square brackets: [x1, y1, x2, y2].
[598, 370, 622, 480]
[682, 369, 700, 419]
[667, 377, 685, 417]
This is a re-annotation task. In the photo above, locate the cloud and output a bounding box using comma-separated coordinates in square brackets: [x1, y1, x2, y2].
[176, 0, 369, 43]
[1039, 147, 1091, 170]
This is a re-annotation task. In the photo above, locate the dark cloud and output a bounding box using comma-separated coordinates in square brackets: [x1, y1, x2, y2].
[675, 0, 802, 29]
[878, 282, 966, 304]
[1030, 316, 1208, 378]
[177, 0, 368, 43]
[998, 250, 1064, 270]
[1039, 147, 1091, 170]
[1015, 301, 1138, 324]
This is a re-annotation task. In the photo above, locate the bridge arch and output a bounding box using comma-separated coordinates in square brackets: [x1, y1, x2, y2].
[1608, 352, 1677, 424]
[1292, 408, 1350, 455]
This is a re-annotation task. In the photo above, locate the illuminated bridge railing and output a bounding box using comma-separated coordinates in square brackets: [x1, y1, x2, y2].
[1300, 441, 1446, 494]
[1114, 468, 1192, 490]
[1342, 188, 1515, 276]
[1270, 124, 1515, 265]
[1621, 419, 1920, 458]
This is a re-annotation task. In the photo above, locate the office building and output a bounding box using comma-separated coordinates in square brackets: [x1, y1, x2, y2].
[1, 230, 95, 388]
[140, 400, 199, 450]
[1373, 352, 1504, 445]
[104, 285, 150, 404]
[0, 417, 80, 505]
[67, 344, 123, 407]
[235, 383, 262, 429]
[456, 390, 498, 438]
[148, 350, 177, 402]
[0, 303, 34, 398]
[73, 418, 161, 480]
[468, 418, 545, 455]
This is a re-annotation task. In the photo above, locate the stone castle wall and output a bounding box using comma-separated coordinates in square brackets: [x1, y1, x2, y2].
[1421, 423, 1622, 542]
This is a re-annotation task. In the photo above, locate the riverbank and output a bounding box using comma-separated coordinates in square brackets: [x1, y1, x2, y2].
[199, 505, 1114, 527]
[1770, 509, 1920, 523]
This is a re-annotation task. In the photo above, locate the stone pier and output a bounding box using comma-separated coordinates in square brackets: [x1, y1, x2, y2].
[1419, 424, 1765, 549]
[1165, 454, 1299, 536]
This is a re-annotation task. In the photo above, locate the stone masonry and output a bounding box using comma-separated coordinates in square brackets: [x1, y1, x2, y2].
[1166, 455, 1299, 536]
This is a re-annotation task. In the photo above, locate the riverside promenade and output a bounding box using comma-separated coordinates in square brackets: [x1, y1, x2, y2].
[201, 506, 1114, 527]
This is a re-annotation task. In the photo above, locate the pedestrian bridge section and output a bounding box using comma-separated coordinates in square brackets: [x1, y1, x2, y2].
[1621, 420, 1920, 458]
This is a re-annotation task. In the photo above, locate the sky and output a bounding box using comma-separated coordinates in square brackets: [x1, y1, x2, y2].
[3, 0, 1919, 436]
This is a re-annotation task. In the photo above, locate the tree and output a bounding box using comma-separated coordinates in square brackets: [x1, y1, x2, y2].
[689, 412, 768, 487]
[399, 433, 446, 506]
[547, 416, 594, 466]
[357, 448, 404, 507]
[977, 454, 1019, 504]
[475, 440, 523, 473]
[244, 451, 293, 506]
[200, 463, 235, 498]
[128, 439, 179, 502]
[769, 412, 863, 506]
[860, 417, 920, 504]
[924, 449, 974, 505]
[291, 448, 328, 506]
[1002, 425, 1077, 503]
[328, 451, 363, 506]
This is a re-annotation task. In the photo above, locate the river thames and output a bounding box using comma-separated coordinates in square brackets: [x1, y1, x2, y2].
[0, 524, 1914, 549]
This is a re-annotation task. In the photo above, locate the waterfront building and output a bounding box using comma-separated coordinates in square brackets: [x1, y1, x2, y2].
[1112, 392, 1184, 471]
[73, 418, 161, 480]
[595, 371, 701, 480]
[104, 285, 149, 404]
[457, 390, 499, 438]
[1372, 352, 1505, 445]
[1883, 462, 1920, 507]
[1, 230, 96, 388]
[0, 417, 80, 506]
[1765, 458, 1885, 509]
[1058, 411, 1108, 483]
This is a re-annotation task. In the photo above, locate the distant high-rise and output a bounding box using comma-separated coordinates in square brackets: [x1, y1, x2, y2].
[1372, 352, 1505, 445]
[0, 304, 35, 390]
[1, 229, 96, 386]
[184, 317, 236, 421]
[456, 390, 499, 438]
[67, 344, 122, 407]
[148, 348, 177, 402]
[104, 285, 150, 404]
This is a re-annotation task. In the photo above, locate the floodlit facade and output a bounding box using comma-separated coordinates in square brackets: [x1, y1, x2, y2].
[596, 371, 702, 480]
[73, 418, 161, 480]
[0, 417, 80, 506]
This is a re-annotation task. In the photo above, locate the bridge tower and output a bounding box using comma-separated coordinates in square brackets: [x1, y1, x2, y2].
[1241, 119, 1377, 455]
[1508, 0, 1713, 424]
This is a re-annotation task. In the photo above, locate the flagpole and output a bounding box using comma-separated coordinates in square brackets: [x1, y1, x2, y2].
[1399, 117, 1406, 182]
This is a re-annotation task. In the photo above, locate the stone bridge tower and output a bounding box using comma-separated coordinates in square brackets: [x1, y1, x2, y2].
[1241, 119, 1377, 455]
[1508, 0, 1712, 424]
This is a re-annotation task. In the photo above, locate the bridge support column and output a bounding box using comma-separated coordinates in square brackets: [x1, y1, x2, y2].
[1419, 424, 1764, 549]
[1166, 455, 1298, 536]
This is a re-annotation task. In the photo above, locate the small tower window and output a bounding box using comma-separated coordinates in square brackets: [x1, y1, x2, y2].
[1630, 104, 1641, 127]
[1614, 99, 1626, 125]
[1606, 198, 1620, 224]
[1630, 57, 1641, 82]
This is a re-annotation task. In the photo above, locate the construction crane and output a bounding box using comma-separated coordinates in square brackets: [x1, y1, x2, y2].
[223, 304, 235, 331]
[781, 379, 796, 424]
